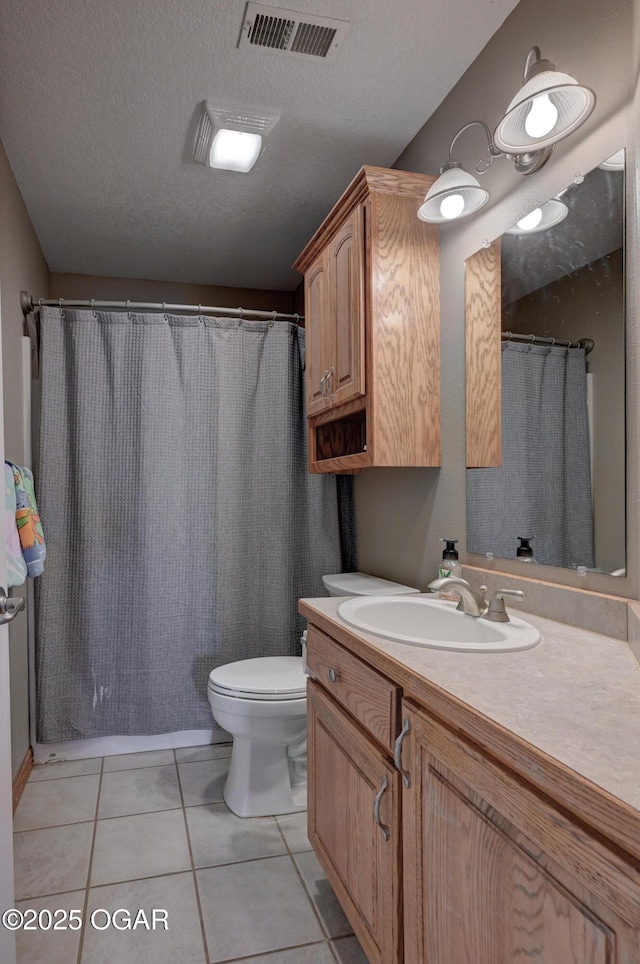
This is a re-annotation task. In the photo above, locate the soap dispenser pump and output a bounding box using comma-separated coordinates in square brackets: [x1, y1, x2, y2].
[517, 536, 535, 562]
[438, 538, 460, 600]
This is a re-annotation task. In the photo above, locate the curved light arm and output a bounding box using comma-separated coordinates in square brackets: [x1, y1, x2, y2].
[447, 120, 503, 174]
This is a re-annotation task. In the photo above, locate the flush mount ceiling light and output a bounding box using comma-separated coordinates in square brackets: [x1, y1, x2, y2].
[192, 101, 280, 173]
[417, 46, 596, 224]
[506, 198, 569, 234]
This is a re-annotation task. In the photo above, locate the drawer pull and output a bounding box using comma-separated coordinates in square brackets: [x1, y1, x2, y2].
[394, 717, 411, 788]
[327, 667, 339, 683]
[373, 774, 390, 841]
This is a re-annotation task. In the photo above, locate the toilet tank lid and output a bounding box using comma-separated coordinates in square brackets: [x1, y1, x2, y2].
[322, 571, 420, 596]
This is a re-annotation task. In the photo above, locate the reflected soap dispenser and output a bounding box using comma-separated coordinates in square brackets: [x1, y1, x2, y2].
[517, 537, 536, 563]
[438, 538, 460, 601]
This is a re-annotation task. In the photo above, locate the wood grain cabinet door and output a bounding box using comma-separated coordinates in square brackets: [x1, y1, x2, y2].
[402, 701, 639, 964]
[307, 680, 402, 964]
[305, 249, 330, 416]
[326, 203, 366, 408]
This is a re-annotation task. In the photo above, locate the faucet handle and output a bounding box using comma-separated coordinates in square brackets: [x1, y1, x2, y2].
[485, 588, 526, 622]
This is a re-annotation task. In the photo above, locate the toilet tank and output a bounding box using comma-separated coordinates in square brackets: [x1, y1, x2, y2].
[322, 571, 420, 597]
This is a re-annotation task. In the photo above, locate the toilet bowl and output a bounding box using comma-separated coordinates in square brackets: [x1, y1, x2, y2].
[207, 656, 307, 818]
[208, 572, 418, 818]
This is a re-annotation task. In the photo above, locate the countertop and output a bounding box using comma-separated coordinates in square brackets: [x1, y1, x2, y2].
[300, 595, 640, 858]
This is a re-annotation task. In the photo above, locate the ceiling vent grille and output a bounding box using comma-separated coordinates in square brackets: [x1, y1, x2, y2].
[239, 3, 349, 60]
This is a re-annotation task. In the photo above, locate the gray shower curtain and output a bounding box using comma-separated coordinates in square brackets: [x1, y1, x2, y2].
[35, 307, 354, 742]
[467, 342, 594, 569]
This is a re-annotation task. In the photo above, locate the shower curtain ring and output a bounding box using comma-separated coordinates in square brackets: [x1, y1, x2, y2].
[526, 334, 535, 351]
[294, 313, 299, 323]
[91, 298, 98, 319]
[127, 299, 132, 321]
[59, 298, 65, 318]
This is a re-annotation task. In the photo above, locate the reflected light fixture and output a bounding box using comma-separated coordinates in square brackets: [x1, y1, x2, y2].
[598, 148, 625, 171]
[417, 46, 596, 224]
[506, 198, 569, 234]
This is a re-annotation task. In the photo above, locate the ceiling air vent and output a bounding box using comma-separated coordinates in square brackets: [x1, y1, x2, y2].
[239, 3, 349, 61]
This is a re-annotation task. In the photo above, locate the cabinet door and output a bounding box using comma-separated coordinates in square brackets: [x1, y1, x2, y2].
[327, 203, 366, 407]
[402, 701, 639, 964]
[307, 680, 402, 964]
[305, 249, 330, 416]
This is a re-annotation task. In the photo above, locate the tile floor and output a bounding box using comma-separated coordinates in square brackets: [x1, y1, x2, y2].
[13, 744, 370, 964]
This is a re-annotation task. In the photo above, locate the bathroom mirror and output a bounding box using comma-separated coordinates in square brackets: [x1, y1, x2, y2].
[466, 150, 625, 575]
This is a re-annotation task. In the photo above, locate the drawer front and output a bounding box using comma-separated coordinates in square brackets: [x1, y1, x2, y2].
[306, 624, 400, 751]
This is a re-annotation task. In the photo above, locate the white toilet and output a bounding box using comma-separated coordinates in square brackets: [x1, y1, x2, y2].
[207, 571, 419, 818]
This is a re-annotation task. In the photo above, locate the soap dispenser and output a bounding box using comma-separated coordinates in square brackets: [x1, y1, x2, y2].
[438, 538, 460, 601]
[517, 536, 535, 562]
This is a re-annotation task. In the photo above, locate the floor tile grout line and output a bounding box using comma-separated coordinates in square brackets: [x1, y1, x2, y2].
[211, 938, 334, 963]
[175, 756, 211, 964]
[75, 755, 104, 964]
[287, 849, 337, 944]
[14, 801, 185, 833]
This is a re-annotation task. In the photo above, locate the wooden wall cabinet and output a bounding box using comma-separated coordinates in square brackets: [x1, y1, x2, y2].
[293, 166, 440, 473]
[304, 617, 640, 964]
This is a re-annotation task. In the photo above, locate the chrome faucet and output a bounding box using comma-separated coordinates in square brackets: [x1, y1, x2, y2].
[426, 576, 487, 617]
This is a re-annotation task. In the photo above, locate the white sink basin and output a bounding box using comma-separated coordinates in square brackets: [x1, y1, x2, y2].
[337, 595, 541, 653]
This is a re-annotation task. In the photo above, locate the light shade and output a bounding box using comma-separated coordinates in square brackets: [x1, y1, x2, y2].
[599, 148, 625, 171]
[417, 165, 490, 223]
[494, 56, 596, 153]
[208, 129, 263, 173]
[506, 198, 569, 234]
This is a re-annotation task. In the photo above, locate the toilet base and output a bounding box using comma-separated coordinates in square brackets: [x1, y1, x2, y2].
[223, 736, 307, 818]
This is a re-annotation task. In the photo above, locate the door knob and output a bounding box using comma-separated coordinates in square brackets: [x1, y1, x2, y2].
[0, 588, 26, 625]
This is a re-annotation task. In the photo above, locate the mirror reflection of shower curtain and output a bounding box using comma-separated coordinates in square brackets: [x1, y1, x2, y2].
[467, 343, 594, 569]
[35, 307, 355, 743]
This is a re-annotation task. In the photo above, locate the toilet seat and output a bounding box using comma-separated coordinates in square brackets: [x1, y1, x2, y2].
[208, 656, 307, 702]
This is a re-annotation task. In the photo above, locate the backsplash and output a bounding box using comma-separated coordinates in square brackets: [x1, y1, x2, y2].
[462, 565, 629, 641]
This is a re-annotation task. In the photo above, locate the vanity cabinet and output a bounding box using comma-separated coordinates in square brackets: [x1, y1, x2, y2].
[293, 166, 440, 473]
[306, 625, 403, 964]
[402, 700, 639, 964]
[303, 610, 640, 964]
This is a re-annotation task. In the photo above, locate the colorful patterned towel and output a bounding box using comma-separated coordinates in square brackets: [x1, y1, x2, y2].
[5, 463, 27, 587]
[12, 463, 46, 578]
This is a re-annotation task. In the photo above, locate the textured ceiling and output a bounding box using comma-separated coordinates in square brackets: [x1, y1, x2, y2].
[0, 0, 521, 290]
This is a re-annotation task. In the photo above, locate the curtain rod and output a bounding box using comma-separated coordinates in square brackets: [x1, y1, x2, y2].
[502, 331, 594, 354]
[19, 290, 303, 324]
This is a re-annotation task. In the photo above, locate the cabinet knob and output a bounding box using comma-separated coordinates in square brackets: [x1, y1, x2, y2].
[327, 668, 338, 683]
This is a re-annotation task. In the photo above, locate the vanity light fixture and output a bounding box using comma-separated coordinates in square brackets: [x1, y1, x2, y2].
[417, 46, 596, 224]
[506, 198, 569, 234]
[598, 149, 625, 171]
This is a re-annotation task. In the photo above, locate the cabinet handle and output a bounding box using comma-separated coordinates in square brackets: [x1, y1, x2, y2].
[321, 371, 330, 404]
[327, 366, 335, 402]
[373, 774, 390, 841]
[327, 667, 338, 682]
[394, 717, 411, 788]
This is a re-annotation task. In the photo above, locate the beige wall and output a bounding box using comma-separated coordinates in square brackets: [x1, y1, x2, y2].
[0, 141, 50, 778]
[355, 0, 637, 599]
[49, 274, 294, 314]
